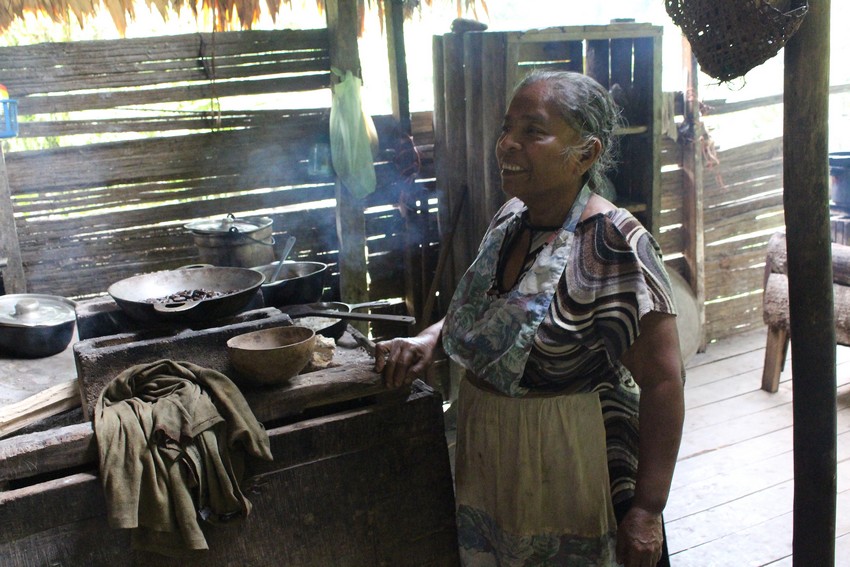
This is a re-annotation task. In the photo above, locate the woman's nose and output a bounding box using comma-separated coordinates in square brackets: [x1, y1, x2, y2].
[498, 132, 519, 152]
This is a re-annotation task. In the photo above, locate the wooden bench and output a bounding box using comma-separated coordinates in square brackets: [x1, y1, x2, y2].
[761, 230, 850, 392]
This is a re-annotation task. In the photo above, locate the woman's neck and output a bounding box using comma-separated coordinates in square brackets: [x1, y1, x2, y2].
[524, 184, 583, 228]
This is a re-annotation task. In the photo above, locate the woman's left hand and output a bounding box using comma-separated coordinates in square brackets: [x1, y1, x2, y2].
[615, 505, 664, 567]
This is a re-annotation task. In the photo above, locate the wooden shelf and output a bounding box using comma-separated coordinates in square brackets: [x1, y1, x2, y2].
[621, 201, 648, 214]
[615, 125, 649, 136]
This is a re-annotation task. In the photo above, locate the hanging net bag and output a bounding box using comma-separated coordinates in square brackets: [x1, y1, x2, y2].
[666, 0, 809, 82]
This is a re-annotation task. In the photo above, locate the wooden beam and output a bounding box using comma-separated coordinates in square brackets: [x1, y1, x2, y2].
[0, 147, 26, 293]
[783, 1, 836, 565]
[326, 0, 368, 310]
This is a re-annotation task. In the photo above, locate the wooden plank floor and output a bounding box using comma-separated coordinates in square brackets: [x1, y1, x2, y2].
[667, 327, 850, 566]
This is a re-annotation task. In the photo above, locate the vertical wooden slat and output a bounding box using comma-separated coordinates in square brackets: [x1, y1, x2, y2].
[384, 0, 410, 135]
[634, 34, 662, 236]
[0, 148, 25, 293]
[326, 0, 368, 310]
[442, 32, 471, 292]
[504, 35, 523, 105]
[783, 0, 836, 564]
[610, 37, 633, 89]
[481, 32, 509, 227]
[464, 32, 487, 241]
[681, 39, 706, 351]
[566, 40, 584, 73]
[586, 39, 610, 88]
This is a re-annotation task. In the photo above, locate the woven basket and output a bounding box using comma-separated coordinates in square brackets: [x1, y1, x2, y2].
[666, 0, 809, 81]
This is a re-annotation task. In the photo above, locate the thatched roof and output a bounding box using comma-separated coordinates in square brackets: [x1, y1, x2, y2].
[0, 0, 484, 35]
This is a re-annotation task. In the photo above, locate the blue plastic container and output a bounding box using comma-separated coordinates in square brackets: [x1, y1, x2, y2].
[0, 99, 18, 138]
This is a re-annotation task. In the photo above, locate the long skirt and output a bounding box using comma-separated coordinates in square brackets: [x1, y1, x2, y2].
[454, 378, 619, 566]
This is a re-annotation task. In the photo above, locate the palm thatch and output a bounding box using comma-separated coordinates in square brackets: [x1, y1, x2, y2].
[0, 0, 486, 35]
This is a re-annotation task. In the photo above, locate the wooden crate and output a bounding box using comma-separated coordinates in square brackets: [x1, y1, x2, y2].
[432, 22, 663, 295]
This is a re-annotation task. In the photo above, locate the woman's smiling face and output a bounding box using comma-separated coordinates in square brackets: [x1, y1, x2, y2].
[496, 81, 587, 207]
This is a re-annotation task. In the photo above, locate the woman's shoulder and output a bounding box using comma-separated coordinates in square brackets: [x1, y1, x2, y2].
[578, 195, 645, 236]
[576, 199, 662, 262]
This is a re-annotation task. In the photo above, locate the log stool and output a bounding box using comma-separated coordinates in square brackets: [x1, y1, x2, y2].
[761, 231, 850, 392]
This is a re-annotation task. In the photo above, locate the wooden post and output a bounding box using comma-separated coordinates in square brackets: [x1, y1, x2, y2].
[326, 0, 368, 311]
[681, 40, 706, 351]
[384, 0, 410, 135]
[783, 1, 836, 565]
[440, 32, 471, 294]
[0, 146, 26, 293]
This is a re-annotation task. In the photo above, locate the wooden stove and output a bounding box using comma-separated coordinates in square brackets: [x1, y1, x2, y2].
[0, 297, 459, 566]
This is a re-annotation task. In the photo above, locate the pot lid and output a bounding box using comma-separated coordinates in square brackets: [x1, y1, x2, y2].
[0, 294, 77, 328]
[184, 213, 272, 235]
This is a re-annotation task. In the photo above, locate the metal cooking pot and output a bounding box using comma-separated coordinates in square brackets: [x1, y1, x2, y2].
[108, 266, 265, 324]
[0, 294, 78, 358]
[281, 301, 415, 339]
[184, 213, 275, 268]
[253, 261, 328, 307]
[830, 152, 850, 209]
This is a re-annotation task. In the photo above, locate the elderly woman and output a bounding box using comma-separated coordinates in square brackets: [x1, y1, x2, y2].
[376, 70, 685, 567]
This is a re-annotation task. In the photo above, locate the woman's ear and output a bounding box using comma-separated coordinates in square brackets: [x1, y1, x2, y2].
[578, 138, 603, 175]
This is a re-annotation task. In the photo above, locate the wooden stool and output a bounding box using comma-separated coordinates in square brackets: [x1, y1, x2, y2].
[761, 231, 850, 392]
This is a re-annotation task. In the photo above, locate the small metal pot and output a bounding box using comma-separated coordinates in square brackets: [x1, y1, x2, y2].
[0, 294, 78, 358]
[253, 261, 328, 307]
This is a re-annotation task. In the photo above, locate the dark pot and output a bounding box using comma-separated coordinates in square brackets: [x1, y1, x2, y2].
[252, 261, 328, 307]
[830, 152, 850, 209]
[0, 294, 78, 358]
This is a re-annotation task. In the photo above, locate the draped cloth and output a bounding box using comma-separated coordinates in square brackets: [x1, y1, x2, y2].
[94, 359, 273, 556]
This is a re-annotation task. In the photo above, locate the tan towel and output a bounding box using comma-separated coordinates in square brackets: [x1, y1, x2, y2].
[94, 359, 273, 556]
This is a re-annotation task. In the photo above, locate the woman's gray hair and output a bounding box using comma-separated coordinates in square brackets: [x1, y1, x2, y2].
[511, 70, 622, 192]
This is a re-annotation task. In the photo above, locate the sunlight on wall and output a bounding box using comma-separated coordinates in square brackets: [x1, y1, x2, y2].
[2, 1, 847, 150]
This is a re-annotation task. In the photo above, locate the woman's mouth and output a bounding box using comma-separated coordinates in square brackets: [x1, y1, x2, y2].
[500, 163, 525, 175]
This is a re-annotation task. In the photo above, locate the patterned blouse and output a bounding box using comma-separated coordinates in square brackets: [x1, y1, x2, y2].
[447, 196, 678, 505]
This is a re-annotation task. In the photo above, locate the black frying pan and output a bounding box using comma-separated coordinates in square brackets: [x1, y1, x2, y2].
[108, 266, 265, 324]
[281, 301, 415, 339]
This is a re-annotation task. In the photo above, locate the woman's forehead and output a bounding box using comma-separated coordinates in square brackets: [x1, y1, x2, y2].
[506, 85, 567, 123]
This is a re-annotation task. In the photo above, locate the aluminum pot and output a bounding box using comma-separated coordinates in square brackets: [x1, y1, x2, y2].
[0, 294, 78, 358]
[252, 261, 328, 307]
[185, 214, 275, 268]
[108, 266, 265, 324]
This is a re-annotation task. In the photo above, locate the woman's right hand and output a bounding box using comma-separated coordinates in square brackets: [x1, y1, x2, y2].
[374, 320, 444, 389]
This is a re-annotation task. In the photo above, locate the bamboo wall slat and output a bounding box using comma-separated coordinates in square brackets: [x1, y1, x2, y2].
[700, 133, 786, 341]
[0, 30, 329, 97]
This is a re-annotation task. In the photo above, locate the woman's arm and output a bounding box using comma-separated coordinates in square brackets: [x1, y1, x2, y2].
[617, 311, 685, 567]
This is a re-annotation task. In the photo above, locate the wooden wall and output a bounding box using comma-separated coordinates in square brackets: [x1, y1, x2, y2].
[0, 30, 437, 339]
[1, 27, 846, 344]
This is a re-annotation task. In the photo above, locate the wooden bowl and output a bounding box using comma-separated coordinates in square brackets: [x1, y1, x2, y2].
[227, 325, 316, 385]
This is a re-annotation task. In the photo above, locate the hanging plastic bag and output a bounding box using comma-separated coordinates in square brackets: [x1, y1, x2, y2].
[329, 68, 377, 199]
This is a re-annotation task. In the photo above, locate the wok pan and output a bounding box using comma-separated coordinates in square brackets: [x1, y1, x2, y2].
[281, 301, 414, 339]
[108, 266, 265, 324]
